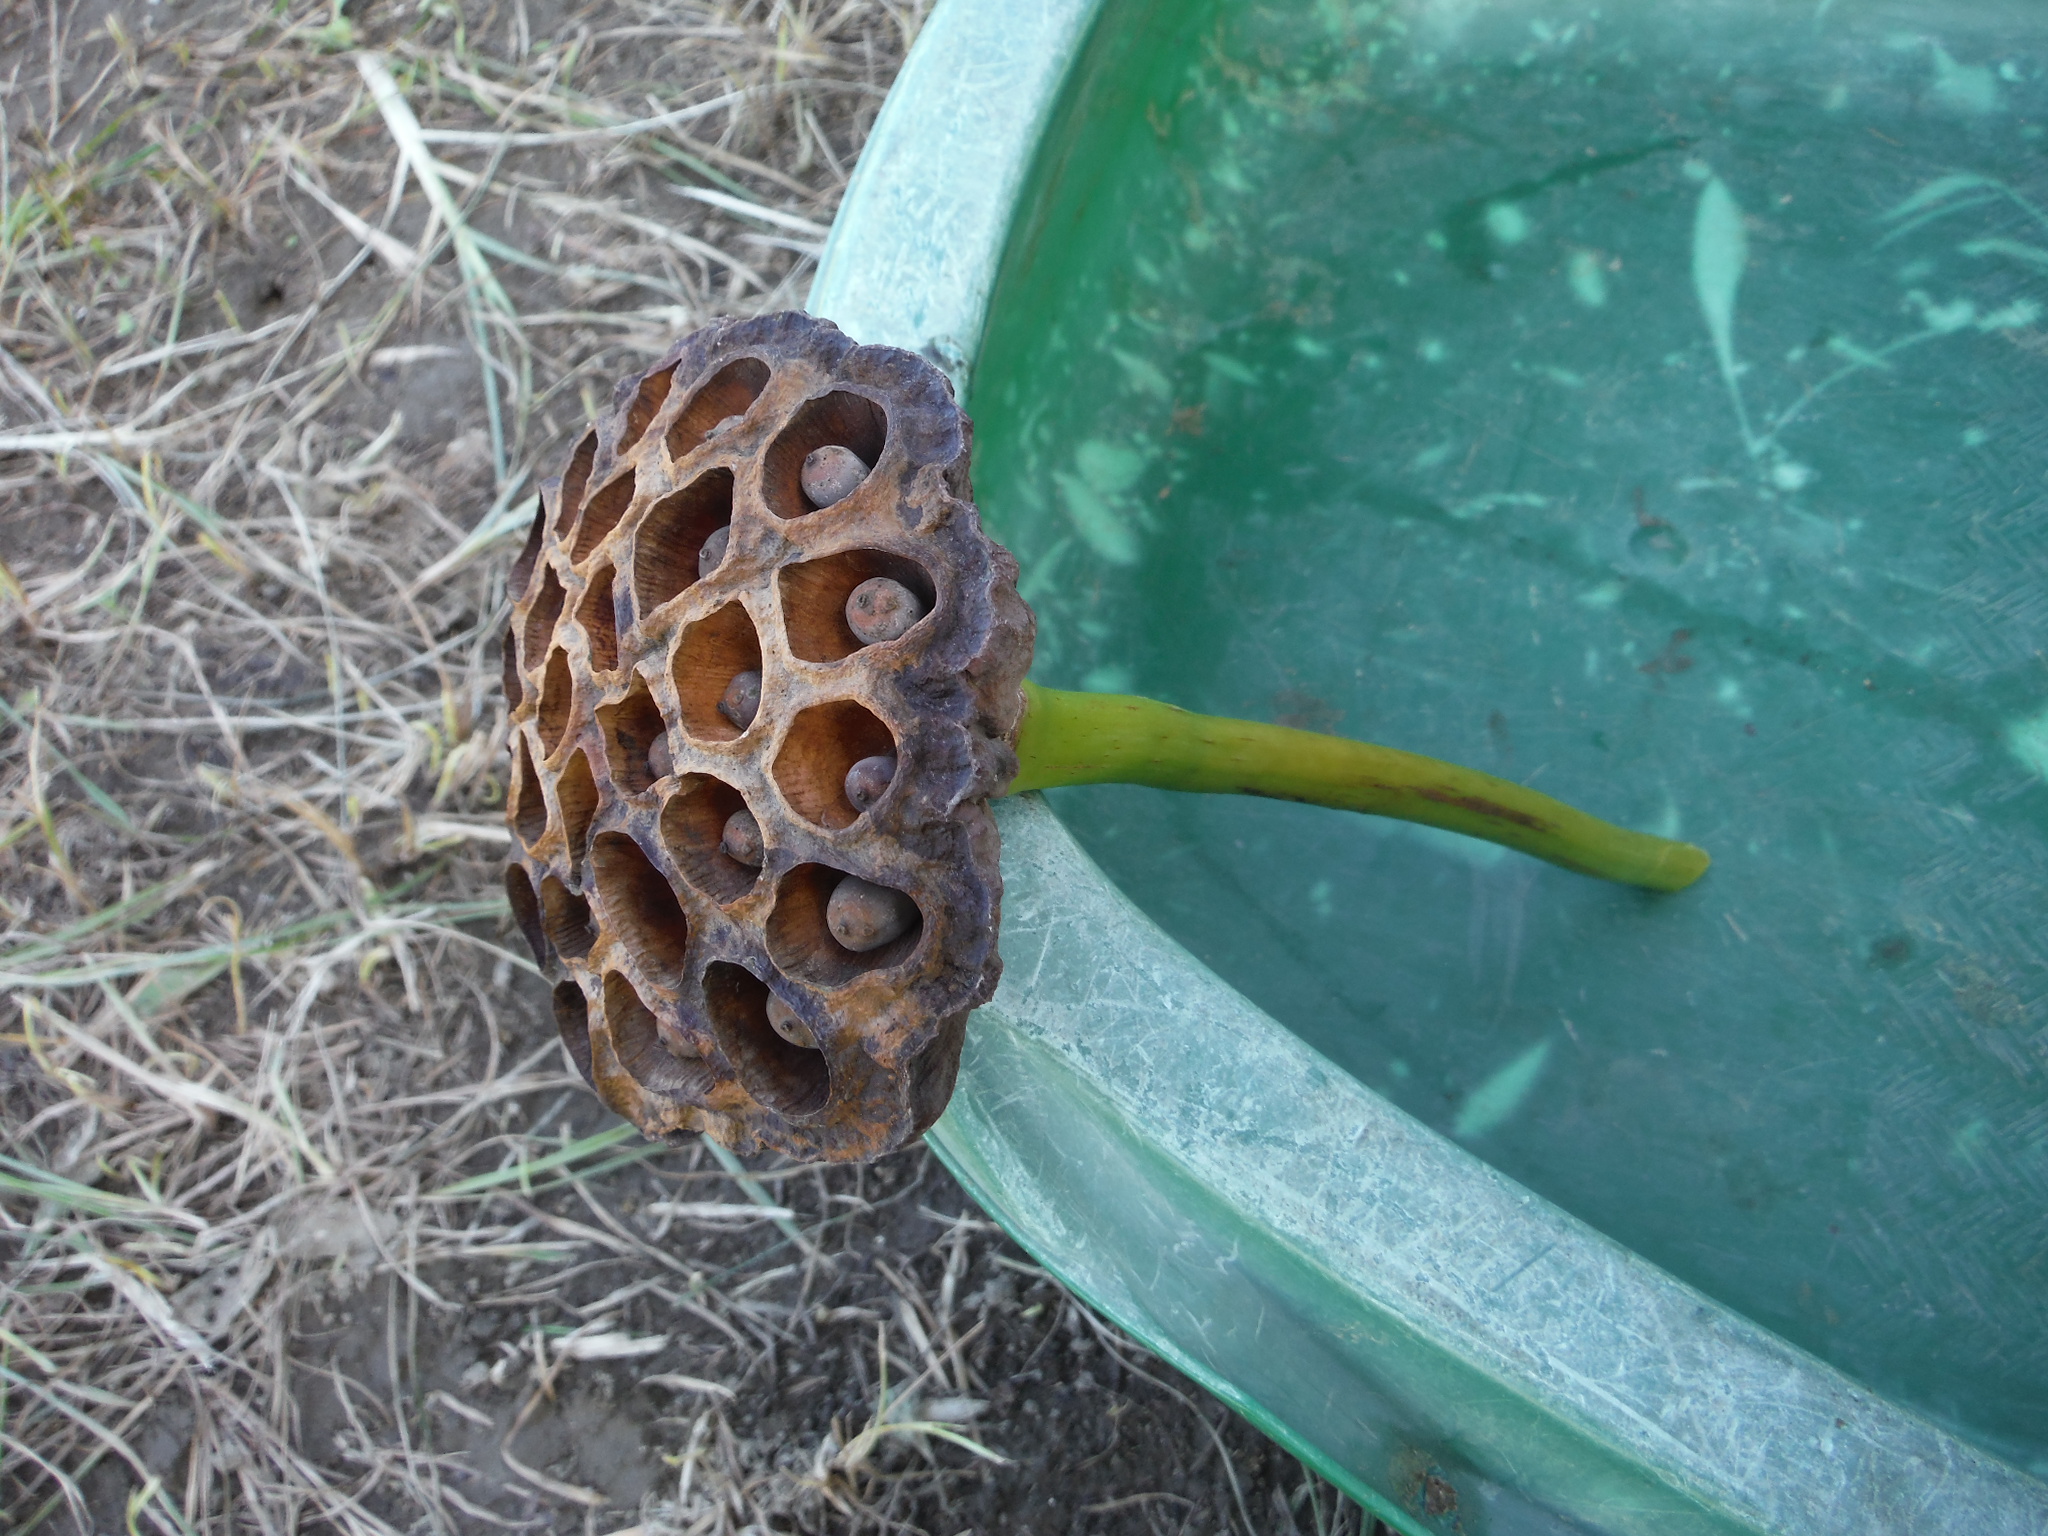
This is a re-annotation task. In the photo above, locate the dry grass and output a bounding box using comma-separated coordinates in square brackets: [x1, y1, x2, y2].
[0, 2, 1373, 1532]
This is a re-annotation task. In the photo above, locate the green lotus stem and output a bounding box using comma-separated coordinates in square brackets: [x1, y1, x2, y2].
[1004, 682, 1709, 893]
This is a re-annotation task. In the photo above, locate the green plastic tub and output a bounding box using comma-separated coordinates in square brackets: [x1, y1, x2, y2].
[809, 3, 2048, 1531]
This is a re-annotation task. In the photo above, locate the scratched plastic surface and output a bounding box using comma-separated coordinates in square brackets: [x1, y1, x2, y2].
[969, 0, 2048, 1474]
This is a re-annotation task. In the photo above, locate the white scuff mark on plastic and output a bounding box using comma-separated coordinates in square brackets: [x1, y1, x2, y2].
[1109, 347, 1173, 400]
[1054, 472, 1139, 565]
[1485, 201, 1531, 246]
[1692, 174, 1755, 456]
[1567, 248, 1608, 308]
[1075, 439, 1147, 494]
[1769, 458, 1816, 492]
[1204, 351, 1259, 385]
[1080, 665, 1134, 694]
[1448, 492, 1549, 521]
[1410, 439, 1457, 472]
[2005, 707, 2048, 783]
[1961, 237, 2048, 274]
[1454, 1039, 1552, 1139]
[1716, 679, 1753, 721]
[1929, 44, 2000, 115]
[1056, 440, 1153, 566]
[1974, 298, 2044, 331]
[1907, 290, 1978, 332]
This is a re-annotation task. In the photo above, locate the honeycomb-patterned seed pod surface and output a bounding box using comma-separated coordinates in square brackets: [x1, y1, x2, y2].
[503, 313, 1034, 1161]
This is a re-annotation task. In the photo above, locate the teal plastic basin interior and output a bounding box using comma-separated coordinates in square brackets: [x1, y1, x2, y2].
[811, 3, 2048, 1532]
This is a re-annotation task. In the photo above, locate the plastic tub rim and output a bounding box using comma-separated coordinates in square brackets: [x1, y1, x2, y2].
[806, 3, 2048, 1532]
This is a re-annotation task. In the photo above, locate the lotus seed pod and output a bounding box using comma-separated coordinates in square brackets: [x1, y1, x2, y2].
[846, 577, 928, 645]
[720, 807, 764, 867]
[827, 876, 919, 953]
[718, 669, 761, 731]
[801, 444, 870, 507]
[844, 754, 897, 814]
[503, 311, 1033, 1161]
[697, 524, 730, 579]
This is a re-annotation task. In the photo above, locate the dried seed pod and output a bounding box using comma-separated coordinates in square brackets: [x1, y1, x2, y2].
[505, 311, 1033, 1161]
[844, 754, 896, 814]
[801, 444, 870, 507]
[721, 808, 764, 867]
[846, 577, 928, 644]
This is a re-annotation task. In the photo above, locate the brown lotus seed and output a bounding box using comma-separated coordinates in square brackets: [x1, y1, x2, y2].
[801, 445, 870, 508]
[766, 995, 815, 1047]
[845, 578, 927, 645]
[844, 754, 896, 814]
[718, 669, 761, 731]
[647, 733, 672, 781]
[697, 525, 730, 579]
[826, 875, 918, 953]
[720, 807, 763, 866]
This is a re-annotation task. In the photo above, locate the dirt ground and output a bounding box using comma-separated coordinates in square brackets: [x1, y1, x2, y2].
[37, 970, 1375, 1536]
[0, 0, 1382, 1532]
